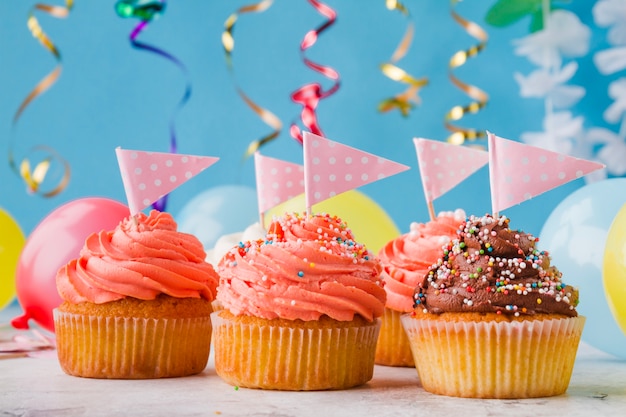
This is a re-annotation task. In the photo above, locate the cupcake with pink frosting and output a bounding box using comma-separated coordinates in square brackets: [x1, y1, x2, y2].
[212, 212, 386, 390]
[375, 209, 465, 366]
[54, 210, 219, 379]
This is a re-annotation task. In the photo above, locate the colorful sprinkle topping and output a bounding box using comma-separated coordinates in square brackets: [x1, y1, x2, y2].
[415, 214, 579, 317]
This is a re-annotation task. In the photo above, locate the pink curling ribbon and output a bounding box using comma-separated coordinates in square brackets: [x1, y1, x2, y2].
[289, 0, 340, 144]
[116, 0, 191, 212]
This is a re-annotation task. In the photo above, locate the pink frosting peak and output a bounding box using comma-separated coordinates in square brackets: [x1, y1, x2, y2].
[216, 212, 386, 322]
[56, 210, 219, 304]
[378, 210, 465, 312]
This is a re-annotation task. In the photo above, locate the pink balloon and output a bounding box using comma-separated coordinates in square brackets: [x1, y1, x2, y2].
[12, 197, 129, 333]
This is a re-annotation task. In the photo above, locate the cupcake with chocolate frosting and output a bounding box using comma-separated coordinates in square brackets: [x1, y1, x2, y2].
[402, 214, 585, 398]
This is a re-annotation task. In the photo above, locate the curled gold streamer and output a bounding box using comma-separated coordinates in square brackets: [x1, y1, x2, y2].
[222, 0, 282, 159]
[378, 0, 428, 117]
[444, 1, 489, 145]
[10, 1, 73, 197]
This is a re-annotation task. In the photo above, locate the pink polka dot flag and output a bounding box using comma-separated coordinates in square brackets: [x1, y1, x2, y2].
[413, 137, 489, 204]
[488, 132, 605, 214]
[116, 148, 219, 215]
[254, 151, 305, 214]
[302, 132, 410, 208]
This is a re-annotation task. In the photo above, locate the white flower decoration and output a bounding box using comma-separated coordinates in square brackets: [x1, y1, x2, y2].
[593, 1, 626, 74]
[514, 10, 591, 68]
[603, 78, 626, 123]
[586, 127, 626, 176]
[593, 0, 626, 45]
[593, 46, 626, 75]
[520, 111, 584, 155]
[514, 62, 585, 108]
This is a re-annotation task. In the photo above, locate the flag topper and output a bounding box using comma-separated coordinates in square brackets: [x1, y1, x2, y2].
[414, 137, 488, 220]
[116, 147, 219, 216]
[487, 132, 605, 215]
[254, 151, 305, 225]
[302, 131, 410, 215]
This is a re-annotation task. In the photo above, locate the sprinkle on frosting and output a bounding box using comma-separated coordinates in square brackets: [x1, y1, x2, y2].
[216, 212, 386, 322]
[415, 214, 579, 317]
[378, 209, 466, 313]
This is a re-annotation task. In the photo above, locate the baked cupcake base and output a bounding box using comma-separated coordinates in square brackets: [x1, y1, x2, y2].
[401, 311, 585, 399]
[375, 307, 414, 367]
[54, 296, 213, 379]
[212, 310, 381, 390]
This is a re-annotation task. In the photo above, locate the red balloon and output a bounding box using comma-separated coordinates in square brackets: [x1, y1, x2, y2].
[12, 197, 129, 333]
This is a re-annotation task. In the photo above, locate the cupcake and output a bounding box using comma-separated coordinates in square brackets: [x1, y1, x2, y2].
[54, 210, 219, 379]
[376, 209, 465, 366]
[401, 214, 585, 398]
[212, 212, 386, 390]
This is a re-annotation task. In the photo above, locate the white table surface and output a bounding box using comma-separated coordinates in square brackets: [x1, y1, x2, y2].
[2, 304, 626, 417]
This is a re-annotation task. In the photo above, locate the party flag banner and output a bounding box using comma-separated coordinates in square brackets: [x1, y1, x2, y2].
[116, 148, 219, 216]
[414, 137, 489, 204]
[488, 132, 605, 214]
[254, 151, 304, 214]
[302, 132, 410, 210]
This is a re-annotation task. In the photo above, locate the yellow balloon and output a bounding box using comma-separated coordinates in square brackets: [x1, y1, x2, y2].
[0, 208, 26, 310]
[265, 190, 401, 254]
[604, 203, 626, 336]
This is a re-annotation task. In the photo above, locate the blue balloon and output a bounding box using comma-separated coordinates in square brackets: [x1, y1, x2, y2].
[175, 185, 259, 250]
[539, 178, 626, 360]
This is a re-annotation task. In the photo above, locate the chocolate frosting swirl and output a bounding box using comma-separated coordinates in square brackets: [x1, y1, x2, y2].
[415, 214, 579, 317]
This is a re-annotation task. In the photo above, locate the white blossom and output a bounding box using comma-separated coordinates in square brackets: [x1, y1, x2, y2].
[593, 1, 626, 74]
[514, 10, 591, 68]
[594, 46, 626, 75]
[520, 111, 584, 155]
[514, 62, 585, 108]
[604, 78, 626, 123]
[586, 128, 626, 176]
[593, 0, 626, 45]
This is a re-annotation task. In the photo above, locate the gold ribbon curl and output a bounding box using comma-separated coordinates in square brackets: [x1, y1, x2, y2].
[222, 0, 283, 159]
[10, 1, 73, 197]
[445, 1, 489, 145]
[378, 0, 428, 117]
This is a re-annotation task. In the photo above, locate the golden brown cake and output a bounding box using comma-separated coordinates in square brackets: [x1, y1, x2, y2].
[213, 212, 386, 390]
[401, 214, 585, 398]
[376, 210, 464, 366]
[54, 210, 219, 379]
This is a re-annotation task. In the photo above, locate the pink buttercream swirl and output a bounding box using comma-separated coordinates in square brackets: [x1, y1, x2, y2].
[56, 210, 219, 304]
[378, 210, 465, 312]
[216, 212, 386, 322]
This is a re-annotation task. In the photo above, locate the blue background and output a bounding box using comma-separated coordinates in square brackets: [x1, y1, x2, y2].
[0, 1, 611, 238]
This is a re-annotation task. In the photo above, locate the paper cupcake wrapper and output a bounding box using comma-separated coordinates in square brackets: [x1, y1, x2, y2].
[211, 312, 381, 390]
[375, 307, 414, 367]
[54, 309, 212, 379]
[401, 314, 586, 398]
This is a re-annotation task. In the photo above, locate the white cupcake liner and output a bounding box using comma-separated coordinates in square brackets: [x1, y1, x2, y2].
[54, 309, 212, 379]
[211, 312, 381, 390]
[401, 314, 586, 398]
